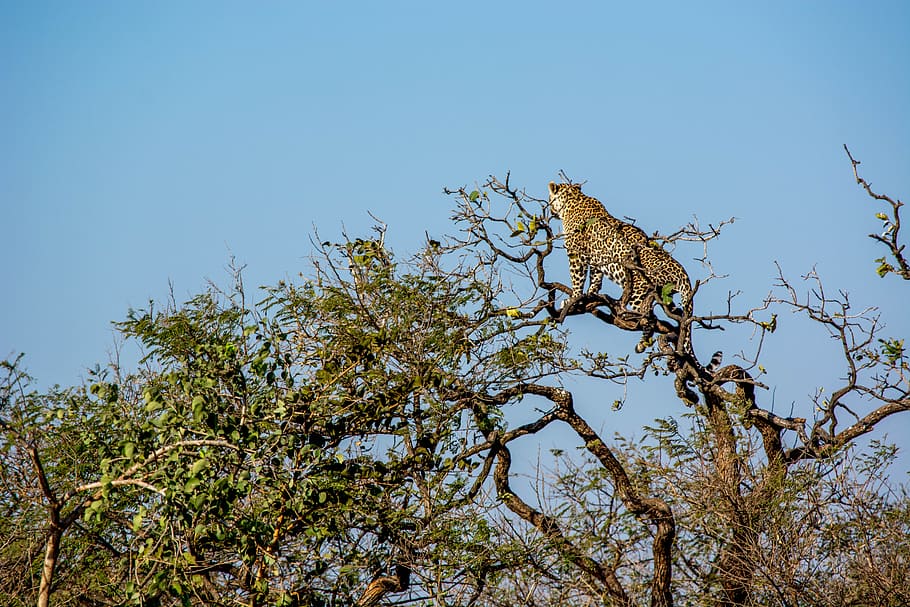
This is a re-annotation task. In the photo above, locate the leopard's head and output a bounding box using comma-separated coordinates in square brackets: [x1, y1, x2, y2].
[548, 181, 583, 219]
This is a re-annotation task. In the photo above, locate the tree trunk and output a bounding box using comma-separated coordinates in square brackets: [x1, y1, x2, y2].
[37, 527, 61, 607]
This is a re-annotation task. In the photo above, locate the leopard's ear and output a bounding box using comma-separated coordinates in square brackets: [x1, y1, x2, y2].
[548, 181, 559, 195]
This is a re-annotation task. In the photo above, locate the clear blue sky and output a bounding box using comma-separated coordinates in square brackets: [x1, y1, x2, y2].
[2, 3, 908, 464]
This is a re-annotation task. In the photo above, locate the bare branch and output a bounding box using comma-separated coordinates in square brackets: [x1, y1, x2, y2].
[844, 144, 909, 279]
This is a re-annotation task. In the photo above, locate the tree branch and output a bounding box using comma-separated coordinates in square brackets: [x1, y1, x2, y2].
[844, 144, 909, 280]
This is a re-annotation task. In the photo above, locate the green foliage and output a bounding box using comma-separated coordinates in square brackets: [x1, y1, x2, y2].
[878, 338, 904, 365]
[875, 256, 896, 277]
[1, 233, 573, 606]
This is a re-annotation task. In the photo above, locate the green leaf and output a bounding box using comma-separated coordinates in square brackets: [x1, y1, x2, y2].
[190, 457, 208, 476]
[190, 530, 205, 547]
[759, 314, 778, 333]
[84, 499, 103, 522]
[192, 395, 205, 421]
[509, 221, 527, 238]
[879, 338, 904, 364]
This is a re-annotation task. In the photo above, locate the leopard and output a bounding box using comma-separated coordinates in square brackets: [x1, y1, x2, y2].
[547, 181, 692, 316]
[547, 183, 639, 307]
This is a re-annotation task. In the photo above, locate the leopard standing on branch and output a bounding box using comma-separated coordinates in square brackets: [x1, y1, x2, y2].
[547, 181, 693, 351]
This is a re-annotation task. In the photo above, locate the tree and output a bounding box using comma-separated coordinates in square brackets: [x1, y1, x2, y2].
[1, 153, 907, 606]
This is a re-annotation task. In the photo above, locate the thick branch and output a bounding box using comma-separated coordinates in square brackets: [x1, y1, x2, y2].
[548, 389, 675, 607]
[484, 383, 676, 607]
[786, 399, 910, 463]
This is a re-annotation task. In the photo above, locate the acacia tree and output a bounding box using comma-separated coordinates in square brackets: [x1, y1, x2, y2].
[1, 150, 907, 607]
[440, 158, 908, 606]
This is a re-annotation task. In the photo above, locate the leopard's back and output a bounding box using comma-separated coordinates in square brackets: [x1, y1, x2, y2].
[637, 244, 692, 309]
[621, 220, 691, 308]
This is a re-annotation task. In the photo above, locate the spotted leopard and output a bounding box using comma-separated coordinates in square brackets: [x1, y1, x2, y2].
[547, 181, 691, 315]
